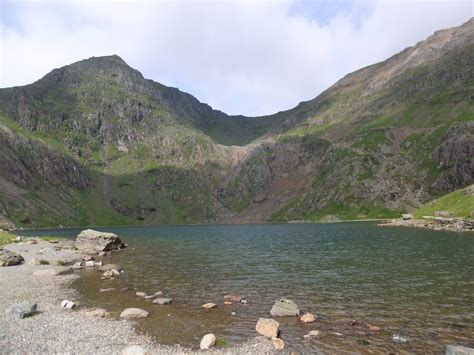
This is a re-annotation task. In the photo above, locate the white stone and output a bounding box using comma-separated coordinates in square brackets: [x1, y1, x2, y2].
[200, 333, 216, 350]
[85, 260, 95, 267]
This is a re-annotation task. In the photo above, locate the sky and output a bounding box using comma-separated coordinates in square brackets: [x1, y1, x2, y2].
[0, 0, 472, 116]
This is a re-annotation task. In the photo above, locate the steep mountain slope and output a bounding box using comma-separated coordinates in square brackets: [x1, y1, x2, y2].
[0, 19, 472, 227]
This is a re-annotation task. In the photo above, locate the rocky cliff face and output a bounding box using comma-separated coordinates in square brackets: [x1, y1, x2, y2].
[0, 19, 472, 227]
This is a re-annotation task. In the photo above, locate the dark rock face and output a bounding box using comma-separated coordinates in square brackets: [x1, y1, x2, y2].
[433, 122, 474, 192]
[0, 249, 24, 266]
[75, 229, 125, 254]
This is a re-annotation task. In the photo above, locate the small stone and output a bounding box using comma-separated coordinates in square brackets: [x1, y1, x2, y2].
[304, 330, 321, 339]
[121, 345, 147, 355]
[98, 264, 123, 272]
[85, 260, 95, 267]
[60, 300, 76, 309]
[85, 308, 108, 317]
[271, 337, 285, 350]
[332, 332, 343, 337]
[94, 261, 103, 267]
[120, 308, 149, 319]
[402, 214, 413, 220]
[223, 294, 242, 302]
[350, 319, 359, 326]
[136, 292, 147, 298]
[240, 299, 248, 304]
[200, 333, 216, 350]
[100, 288, 115, 292]
[202, 303, 217, 309]
[73, 262, 83, 269]
[231, 312, 236, 315]
[256, 318, 279, 338]
[367, 325, 380, 332]
[270, 298, 300, 317]
[98, 252, 107, 257]
[121, 287, 130, 293]
[224, 301, 232, 305]
[82, 256, 95, 262]
[392, 334, 409, 343]
[153, 298, 172, 305]
[300, 312, 316, 323]
[5, 302, 37, 319]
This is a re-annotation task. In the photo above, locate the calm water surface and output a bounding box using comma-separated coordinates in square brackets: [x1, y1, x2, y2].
[20, 223, 474, 353]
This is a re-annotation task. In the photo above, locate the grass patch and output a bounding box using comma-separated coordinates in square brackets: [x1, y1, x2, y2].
[39, 259, 50, 265]
[0, 230, 17, 247]
[41, 236, 68, 242]
[414, 185, 474, 219]
[215, 337, 227, 347]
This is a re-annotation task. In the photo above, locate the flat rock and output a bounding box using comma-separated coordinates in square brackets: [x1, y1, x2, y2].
[300, 312, 316, 323]
[256, 317, 279, 338]
[85, 308, 108, 317]
[446, 345, 474, 355]
[271, 337, 285, 350]
[202, 303, 217, 309]
[153, 298, 172, 305]
[0, 248, 24, 266]
[76, 229, 126, 254]
[5, 302, 37, 319]
[120, 308, 149, 319]
[270, 298, 300, 317]
[223, 294, 243, 302]
[200, 333, 216, 350]
[122, 345, 147, 355]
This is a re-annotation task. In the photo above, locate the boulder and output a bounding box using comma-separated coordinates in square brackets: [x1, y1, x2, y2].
[120, 308, 149, 319]
[271, 337, 285, 350]
[202, 303, 217, 309]
[270, 298, 300, 317]
[435, 211, 450, 217]
[85, 308, 108, 317]
[75, 229, 125, 253]
[153, 298, 173, 305]
[300, 312, 316, 323]
[402, 214, 413, 220]
[199, 333, 216, 350]
[446, 345, 474, 355]
[5, 302, 37, 319]
[255, 318, 279, 338]
[0, 249, 24, 266]
[121, 345, 147, 355]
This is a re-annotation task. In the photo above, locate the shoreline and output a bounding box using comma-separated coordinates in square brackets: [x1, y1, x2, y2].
[0, 238, 273, 354]
[378, 217, 474, 233]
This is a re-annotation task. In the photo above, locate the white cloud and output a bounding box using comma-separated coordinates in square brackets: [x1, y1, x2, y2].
[0, 0, 471, 116]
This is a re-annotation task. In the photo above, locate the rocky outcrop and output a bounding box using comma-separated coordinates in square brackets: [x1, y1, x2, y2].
[0, 249, 24, 266]
[75, 229, 125, 253]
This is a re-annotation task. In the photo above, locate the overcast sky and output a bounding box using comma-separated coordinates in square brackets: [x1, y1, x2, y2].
[0, 0, 472, 116]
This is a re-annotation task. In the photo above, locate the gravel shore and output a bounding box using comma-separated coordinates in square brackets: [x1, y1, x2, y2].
[0, 240, 273, 354]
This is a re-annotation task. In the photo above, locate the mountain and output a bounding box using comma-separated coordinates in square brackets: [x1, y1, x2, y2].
[0, 19, 472, 228]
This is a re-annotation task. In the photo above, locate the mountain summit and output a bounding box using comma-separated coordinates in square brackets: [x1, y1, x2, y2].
[0, 19, 472, 227]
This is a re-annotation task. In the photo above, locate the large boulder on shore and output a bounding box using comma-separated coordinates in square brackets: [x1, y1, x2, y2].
[75, 229, 125, 253]
[270, 298, 300, 317]
[0, 249, 24, 266]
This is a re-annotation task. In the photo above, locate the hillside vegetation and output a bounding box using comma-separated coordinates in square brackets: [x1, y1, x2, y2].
[414, 185, 474, 219]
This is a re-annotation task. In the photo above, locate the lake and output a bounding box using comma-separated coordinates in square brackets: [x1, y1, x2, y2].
[19, 222, 474, 353]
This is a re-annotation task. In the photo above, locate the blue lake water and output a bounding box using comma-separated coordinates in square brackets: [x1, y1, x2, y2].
[19, 222, 474, 353]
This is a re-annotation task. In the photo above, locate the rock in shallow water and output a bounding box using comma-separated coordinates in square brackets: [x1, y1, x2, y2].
[120, 308, 149, 319]
[271, 337, 285, 350]
[0, 249, 24, 266]
[202, 302, 217, 309]
[256, 318, 279, 338]
[270, 298, 300, 317]
[85, 308, 108, 317]
[153, 298, 172, 305]
[200, 333, 216, 350]
[446, 345, 474, 355]
[76, 229, 126, 253]
[5, 302, 37, 319]
[300, 312, 316, 323]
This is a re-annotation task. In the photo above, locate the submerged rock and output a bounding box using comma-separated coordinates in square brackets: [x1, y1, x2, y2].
[255, 318, 279, 338]
[271, 337, 285, 350]
[120, 308, 149, 319]
[270, 298, 300, 317]
[153, 298, 172, 305]
[304, 330, 321, 339]
[300, 312, 316, 323]
[0, 249, 24, 266]
[202, 303, 217, 309]
[5, 302, 37, 319]
[199, 333, 216, 350]
[446, 345, 474, 355]
[85, 308, 108, 318]
[76, 229, 126, 253]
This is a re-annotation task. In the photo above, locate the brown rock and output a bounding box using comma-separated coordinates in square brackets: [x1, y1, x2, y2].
[367, 325, 380, 332]
[256, 318, 279, 338]
[202, 303, 217, 309]
[300, 312, 316, 323]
